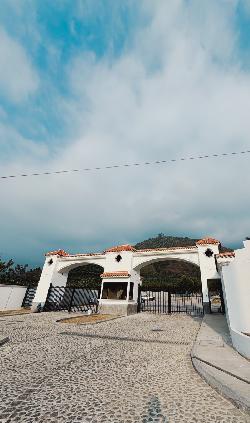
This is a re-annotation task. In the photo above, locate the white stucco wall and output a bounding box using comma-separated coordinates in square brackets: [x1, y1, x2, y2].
[32, 255, 68, 309]
[0, 285, 27, 311]
[196, 244, 220, 303]
[219, 240, 250, 359]
[57, 255, 105, 274]
[105, 251, 133, 273]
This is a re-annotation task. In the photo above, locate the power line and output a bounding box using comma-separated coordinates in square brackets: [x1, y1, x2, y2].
[1, 149, 250, 181]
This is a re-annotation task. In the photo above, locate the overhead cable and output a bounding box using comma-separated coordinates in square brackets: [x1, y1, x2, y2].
[1, 149, 250, 181]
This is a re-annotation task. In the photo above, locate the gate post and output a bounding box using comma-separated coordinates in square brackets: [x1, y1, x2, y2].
[137, 285, 141, 313]
[68, 288, 75, 313]
[168, 290, 171, 314]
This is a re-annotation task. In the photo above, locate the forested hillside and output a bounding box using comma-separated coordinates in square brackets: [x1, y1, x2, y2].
[134, 233, 231, 252]
[134, 233, 198, 249]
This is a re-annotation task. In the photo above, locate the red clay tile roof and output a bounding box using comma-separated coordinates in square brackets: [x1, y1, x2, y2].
[66, 253, 104, 257]
[217, 252, 235, 258]
[137, 246, 197, 253]
[105, 245, 136, 253]
[46, 249, 69, 257]
[196, 237, 220, 245]
[100, 271, 130, 278]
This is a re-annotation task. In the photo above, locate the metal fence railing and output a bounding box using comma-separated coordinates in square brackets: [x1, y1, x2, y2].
[138, 288, 203, 316]
[22, 286, 37, 308]
[43, 286, 100, 313]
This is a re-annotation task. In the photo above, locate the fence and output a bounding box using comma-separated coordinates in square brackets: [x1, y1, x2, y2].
[43, 286, 100, 313]
[138, 288, 203, 316]
[22, 286, 37, 308]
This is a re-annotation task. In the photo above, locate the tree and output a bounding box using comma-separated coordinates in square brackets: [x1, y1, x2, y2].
[0, 257, 41, 287]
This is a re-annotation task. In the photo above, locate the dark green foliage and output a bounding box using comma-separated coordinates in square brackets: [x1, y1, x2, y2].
[140, 259, 202, 292]
[134, 233, 232, 252]
[141, 275, 202, 293]
[67, 264, 103, 289]
[134, 234, 199, 250]
[0, 258, 41, 287]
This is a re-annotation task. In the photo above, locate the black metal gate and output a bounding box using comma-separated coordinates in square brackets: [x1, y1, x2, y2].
[22, 286, 37, 308]
[43, 286, 100, 313]
[138, 288, 203, 316]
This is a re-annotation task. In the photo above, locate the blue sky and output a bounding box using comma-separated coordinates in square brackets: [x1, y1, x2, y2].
[1, 0, 250, 266]
[0, 1, 143, 150]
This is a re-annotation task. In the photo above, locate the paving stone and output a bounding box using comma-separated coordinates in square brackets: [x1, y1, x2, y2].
[0, 313, 249, 422]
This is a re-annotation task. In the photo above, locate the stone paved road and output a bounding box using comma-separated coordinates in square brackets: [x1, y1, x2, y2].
[0, 312, 249, 423]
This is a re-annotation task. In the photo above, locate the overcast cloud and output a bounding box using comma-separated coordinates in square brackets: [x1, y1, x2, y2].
[0, 0, 250, 265]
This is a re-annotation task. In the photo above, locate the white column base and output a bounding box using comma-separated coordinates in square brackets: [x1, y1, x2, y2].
[99, 300, 137, 316]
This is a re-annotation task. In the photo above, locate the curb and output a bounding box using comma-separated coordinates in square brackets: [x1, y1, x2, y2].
[191, 348, 250, 414]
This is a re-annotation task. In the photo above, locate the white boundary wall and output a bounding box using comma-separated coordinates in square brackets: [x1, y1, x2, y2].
[218, 240, 250, 359]
[0, 285, 27, 311]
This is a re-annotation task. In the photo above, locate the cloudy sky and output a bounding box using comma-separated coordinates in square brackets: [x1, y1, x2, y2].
[0, 0, 250, 266]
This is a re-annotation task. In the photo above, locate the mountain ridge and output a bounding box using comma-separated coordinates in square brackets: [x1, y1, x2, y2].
[133, 233, 232, 252]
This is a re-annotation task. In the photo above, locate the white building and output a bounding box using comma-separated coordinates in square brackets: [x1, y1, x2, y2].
[32, 237, 222, 315]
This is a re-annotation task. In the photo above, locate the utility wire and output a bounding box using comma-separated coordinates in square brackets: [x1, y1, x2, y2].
[1, 149, 250, 181]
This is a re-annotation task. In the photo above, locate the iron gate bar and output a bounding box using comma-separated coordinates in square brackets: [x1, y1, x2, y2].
[138, 288, 203, 316]
[168, 291, 171, 314]
[43, 285, 99, 313]
[68, 288, 75, 312]
[22, 286, 37, 308]
[72, 288, 85, 311]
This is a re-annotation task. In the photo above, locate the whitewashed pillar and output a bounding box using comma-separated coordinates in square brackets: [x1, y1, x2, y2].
[196, 238, 220, 312]
[31, 250, 68, 311]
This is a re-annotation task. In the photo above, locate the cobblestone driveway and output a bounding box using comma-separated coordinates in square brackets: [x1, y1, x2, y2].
[0, 313, 249, 423]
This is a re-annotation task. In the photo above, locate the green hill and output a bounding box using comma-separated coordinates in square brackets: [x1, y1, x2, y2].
[134, 233, 231, 251]
[134, 233, 198, 250]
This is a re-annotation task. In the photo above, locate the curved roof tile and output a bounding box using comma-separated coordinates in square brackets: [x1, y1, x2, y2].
[105, 245, 136, 253]
[100, 271, 130, 278]
[196, 237, 220, 245]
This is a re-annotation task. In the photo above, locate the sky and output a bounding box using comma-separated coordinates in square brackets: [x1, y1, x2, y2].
[1, 0, 250, 266]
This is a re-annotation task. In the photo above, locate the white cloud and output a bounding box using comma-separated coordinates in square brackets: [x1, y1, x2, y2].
[1, 0, 250, 264]
[0, 27, 39, 103]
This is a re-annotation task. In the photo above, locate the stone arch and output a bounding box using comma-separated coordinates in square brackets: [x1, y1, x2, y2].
[57, 258, 105, 274]
[133, 254, 200, 272]
[133, 256, 201, 292]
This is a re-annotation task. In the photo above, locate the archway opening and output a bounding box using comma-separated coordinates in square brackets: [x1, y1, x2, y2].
[140, 259, 201, 293]
[67, 264, 104, 289]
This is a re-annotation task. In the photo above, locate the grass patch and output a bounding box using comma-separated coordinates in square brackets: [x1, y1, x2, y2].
[0, 309, 31, 316]
[58, 314, 119, 324]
